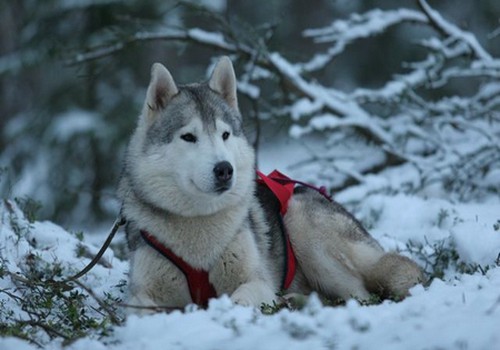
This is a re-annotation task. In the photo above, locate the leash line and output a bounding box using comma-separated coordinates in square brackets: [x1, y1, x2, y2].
[63, 216, 126, 282]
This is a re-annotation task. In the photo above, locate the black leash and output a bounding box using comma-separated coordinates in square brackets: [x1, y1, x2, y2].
[63, 216, 126, 282]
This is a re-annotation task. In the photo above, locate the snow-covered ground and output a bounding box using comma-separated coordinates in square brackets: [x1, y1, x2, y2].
[1, 1, 498, 347]
[1, 141, 499, 350]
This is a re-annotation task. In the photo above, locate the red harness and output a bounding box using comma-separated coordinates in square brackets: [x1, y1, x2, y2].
[140, 170, 332, 307]
[256, 170, 333, 290]
[256, 170, 297, 290]
[140, 230, 216, 307]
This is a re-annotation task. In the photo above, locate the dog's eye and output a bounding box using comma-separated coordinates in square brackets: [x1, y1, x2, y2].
[222, 131, 230, 141]
[180, 133, 197, 143]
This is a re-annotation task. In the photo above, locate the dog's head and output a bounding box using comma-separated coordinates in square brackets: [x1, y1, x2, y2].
[126, 57, 255, 216]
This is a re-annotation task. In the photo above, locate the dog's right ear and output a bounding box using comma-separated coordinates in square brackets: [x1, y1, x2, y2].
[209, 56, 239, 112]
[143, 63, 178, 120]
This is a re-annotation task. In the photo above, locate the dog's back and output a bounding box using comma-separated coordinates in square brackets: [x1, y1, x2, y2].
[119, 57, 423, 312]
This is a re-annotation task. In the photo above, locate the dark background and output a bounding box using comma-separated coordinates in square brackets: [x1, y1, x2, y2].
[1, 0, 498, 227]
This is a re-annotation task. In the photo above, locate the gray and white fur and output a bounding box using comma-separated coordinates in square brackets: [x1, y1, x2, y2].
[118, 57, 424, 311]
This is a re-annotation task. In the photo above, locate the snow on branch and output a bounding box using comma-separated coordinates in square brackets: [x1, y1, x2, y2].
[269, 53, 394, 148]
[417, 0, 492, 61]
[67, 28, 242, 66]
[301, 8, 428, 72]
[280, 2, 499, 193]
[67, 1, 499, 196]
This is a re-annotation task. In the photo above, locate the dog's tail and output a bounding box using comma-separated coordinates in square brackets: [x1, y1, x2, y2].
[365, 252, 425, 299]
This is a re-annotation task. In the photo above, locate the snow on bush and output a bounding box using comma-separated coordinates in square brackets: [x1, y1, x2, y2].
[1, 180, 500, 349]
[0, 199, 126, 346]
[67, 0, 499, 207]
[1, 1, 499, 349]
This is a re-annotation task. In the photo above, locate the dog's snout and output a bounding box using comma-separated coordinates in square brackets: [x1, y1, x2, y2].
[213, 161, 233, 183]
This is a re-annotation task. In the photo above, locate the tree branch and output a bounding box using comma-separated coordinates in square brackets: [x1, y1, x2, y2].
[417, 0, 493, 61]
[65, 28, 243, 66]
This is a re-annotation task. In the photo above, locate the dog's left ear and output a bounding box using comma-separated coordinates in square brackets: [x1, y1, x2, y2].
[209, 56, 239, 111]
[143, 63, 178, 122]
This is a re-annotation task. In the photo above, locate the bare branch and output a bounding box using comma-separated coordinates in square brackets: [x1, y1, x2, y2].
[64, 3, 499, 198]
[72, 280, 122, 325]
[417, 0, 493, 61]
[66, 28, 243, 66]
[120, 303, 183, 313]
[301, 8, 429, 72]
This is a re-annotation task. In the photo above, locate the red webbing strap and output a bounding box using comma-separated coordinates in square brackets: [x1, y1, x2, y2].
[281, 223, 297, 290]
[256, 170, 297, 290]
[140, 230, 216, 307]
[256, 170, 295, 215]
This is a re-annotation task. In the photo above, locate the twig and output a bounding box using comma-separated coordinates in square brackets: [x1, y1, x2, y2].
[72, 280, 122, 325]
[4, 333, 43, 349]
[65, 28, 242, 66]
[11, 271, 123, 325]
[301, 8, 429, 72]
[0, 287, 25, 302]
[417, 0, 492, 61]
[120, 303, 184, 313]
[16, 319, 69, 340]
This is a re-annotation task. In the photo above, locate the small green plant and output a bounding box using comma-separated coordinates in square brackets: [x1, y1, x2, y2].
[356, 294, 383, 306]
[360, 207, 384, 230]
[75, 243, 87, 258]
[260, 293, 385, 315]
[14, 197, 42, 223]
[436, 209, 450, 228]
[5, 204, 33, 243]
[261, 300, 288, 315]
[326, 298, 347, 307]
[494, 220, 500, 231]
[406, 238, 485, 282]
[0, 256, 123, 346]
[73, 231, 85, 241]
[0, 205, 124, 346]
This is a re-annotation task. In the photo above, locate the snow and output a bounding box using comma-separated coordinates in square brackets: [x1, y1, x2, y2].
[417, 0, 492, 61]
[50, 110, 107, 142]
[237, 81, 260, 99]
[289, 98, 324, 121]
[301, 8, 427, 72]
[1, 149, 500, 350]
[451, 203, 500, 266]
[188, 28, 235, 50]
[2, 2, 499, 347]
[269, 52, 393, 145]
[199, 0, 227, 12]
[304, 9, 426, 42]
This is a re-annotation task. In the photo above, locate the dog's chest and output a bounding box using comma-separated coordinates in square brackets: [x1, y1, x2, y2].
[146, 207, 248, 270]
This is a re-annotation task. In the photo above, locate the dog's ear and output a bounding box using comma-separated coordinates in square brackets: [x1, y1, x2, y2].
[209, 56, 239, 112]
[144, 63, 178, 119]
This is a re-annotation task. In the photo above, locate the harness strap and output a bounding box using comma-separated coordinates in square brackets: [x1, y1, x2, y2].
[256, 170, 296, 289]
[140, 230, 216, 307]
[139, 170, 331, 305]
[256, 170, 295, 215]
[257, 170, 333, 290]
[257, 170, 333, 203]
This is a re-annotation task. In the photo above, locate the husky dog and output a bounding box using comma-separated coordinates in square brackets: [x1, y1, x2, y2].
[118, 57, 423, 311]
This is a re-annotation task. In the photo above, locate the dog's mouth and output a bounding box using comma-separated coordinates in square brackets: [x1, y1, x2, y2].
[190, 179, 232, 195]
[214, 183, 232, 194]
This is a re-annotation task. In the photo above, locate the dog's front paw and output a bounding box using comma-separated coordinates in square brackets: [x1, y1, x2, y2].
[230, 295, 253, 307]
[126, 294, 160, 316]
[230, 281, 276, 307]
[230, 285, 256, 306]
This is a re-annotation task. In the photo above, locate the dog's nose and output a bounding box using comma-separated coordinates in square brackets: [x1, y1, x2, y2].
[213, 161, 233, 183]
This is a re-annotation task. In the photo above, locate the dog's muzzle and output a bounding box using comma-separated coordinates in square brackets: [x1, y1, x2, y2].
[213, 161, 233, 193]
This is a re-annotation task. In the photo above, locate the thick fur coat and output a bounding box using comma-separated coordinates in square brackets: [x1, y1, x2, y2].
[118, 57, 424, 312]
